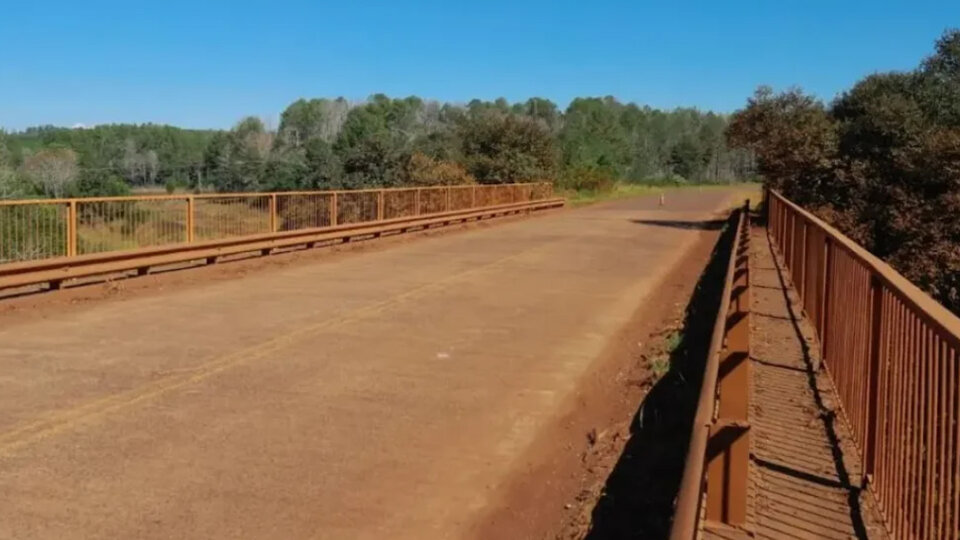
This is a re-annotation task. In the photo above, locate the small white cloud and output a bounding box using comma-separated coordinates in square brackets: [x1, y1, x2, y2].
[71, 123, 87, 129]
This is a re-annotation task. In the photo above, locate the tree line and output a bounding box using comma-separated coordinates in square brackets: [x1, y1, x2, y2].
[0, 96, 754, 199]
[727, 29, 960, 314]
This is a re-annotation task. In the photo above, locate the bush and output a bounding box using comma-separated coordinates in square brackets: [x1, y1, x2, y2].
[559, 165, 616, 192]
[403, 152, 476, 185]
[72, 173, 130, 197]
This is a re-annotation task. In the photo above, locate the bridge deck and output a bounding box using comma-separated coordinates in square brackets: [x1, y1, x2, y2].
[703, 226, 887, 539]
[0, 191, 738, 540]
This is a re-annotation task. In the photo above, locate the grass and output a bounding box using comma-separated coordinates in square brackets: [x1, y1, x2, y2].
[651, 329, 684, 377]
[559, 183, 663, 206]
[559, 181, 763, 210]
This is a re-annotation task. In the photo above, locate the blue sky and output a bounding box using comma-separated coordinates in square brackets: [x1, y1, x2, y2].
[1, 1, 957, 130]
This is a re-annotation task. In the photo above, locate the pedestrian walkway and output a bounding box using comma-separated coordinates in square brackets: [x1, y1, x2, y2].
[704, 226, 887, 539]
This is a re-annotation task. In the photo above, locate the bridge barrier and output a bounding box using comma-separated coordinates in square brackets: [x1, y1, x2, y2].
[769, 189, 960, 539]
[671, 201, 752, 539]
[0, 182, 559, 290]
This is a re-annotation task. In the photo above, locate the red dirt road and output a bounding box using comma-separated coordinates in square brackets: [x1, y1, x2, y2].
[0, 190, 737, 539]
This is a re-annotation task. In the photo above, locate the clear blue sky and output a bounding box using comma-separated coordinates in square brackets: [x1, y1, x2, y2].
[1, 0, 957, 131]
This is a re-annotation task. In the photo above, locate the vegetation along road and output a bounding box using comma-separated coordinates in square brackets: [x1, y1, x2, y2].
[0, 188, 741, 539]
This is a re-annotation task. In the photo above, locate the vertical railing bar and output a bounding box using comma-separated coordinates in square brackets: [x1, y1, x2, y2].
[865, 275, 884, 479]
[902, 310, 914, 538]
[875, 290, 888, 502]
[910, 313, 923, 537]
[820, 236, 833, 358]
[898, 297, 911, 537]
[936, 336, 948, 539]
[68, 200, 77, 257]
[924, 327, 936, 539]
[185, 196, 194, 243]
[331, 192, 338, 227]
[892, 299, 907, 538]
[947, 344, 960, 538]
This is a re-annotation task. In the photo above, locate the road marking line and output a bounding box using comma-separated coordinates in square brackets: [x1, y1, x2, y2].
[0, 238, 565, 456]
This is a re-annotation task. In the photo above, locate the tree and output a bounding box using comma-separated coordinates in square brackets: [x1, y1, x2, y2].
[205, 117, 276, 192]
[726, 86, 838, 206]
[725, 29, 960, 314]
[403, 152, 475, 186]
[559, 97, 632, 179]
[460, 111, 557, 183]
[340, 136, 407, 188]
[21, 148, 78, 198]
[278, 98, 350, 147]
[669, 135, 709, 180]
[304, 138, 342, 189]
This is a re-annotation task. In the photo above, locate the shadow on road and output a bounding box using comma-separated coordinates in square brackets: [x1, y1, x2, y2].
[629, 218, 727, 230]
[583, 212, 739, 540]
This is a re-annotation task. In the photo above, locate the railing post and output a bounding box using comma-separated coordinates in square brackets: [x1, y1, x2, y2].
[472, 184, 477, 208]
[415, 188, 421, 216]
[269, 194, 278, 232]
[186, 196, 195, 243]
[67, 200, 77, 257]
[820, 237, 833, 359]
[331, 192, 338, 227]
[446, 186, 451, 212]
[377, 190, 384, 221]
[864, 274, 885, 482]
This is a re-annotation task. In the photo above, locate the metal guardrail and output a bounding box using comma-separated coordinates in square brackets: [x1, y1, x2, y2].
[671, 201, 751, 539]
[0, 182, 552, 265]
[0, 183, 558, 290]
[769, 189, 960, 540]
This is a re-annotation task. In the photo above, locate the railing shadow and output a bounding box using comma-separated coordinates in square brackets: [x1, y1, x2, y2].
[583, 212, 739, 539]
[629, 218, 727, 230]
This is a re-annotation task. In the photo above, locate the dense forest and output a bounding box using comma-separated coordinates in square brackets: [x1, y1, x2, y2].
[0, 97, 753, 199]
[727, 29, 960, 314]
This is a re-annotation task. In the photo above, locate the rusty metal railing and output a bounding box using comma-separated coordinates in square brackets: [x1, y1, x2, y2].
[768, 189, 960, 539]
[0, 183, 552, 266]
[671, 201, 751, 539]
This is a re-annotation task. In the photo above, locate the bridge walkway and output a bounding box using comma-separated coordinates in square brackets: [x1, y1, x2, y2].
[702, 226, 887, 540]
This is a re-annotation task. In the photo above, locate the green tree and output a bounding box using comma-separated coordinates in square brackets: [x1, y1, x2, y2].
[668, 135, 709, 180]
[559, 97, 631, 178]
[460, 111, 557, 183]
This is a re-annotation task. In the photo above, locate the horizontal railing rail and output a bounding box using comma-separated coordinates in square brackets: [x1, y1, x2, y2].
[0, 197, 564, 291]
[768, 189, 960, 540]
[0, 182, 553, 266]
[671, 201, 752, 539]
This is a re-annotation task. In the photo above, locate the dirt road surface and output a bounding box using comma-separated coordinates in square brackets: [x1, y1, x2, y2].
[0, 189, 737, 539]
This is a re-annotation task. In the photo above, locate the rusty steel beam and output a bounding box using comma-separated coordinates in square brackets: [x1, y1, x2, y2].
[670, 200, 751, 540]
[706, 213, 751, 526]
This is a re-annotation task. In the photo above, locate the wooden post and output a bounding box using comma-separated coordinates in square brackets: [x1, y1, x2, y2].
[186, 196, 195, 243]
[377, 190, 384, 221]
[446, 186, 451, 212]
[472, 184, 477, 209]
[415, 189, 421, 216]
[67, 200, 77, 257]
